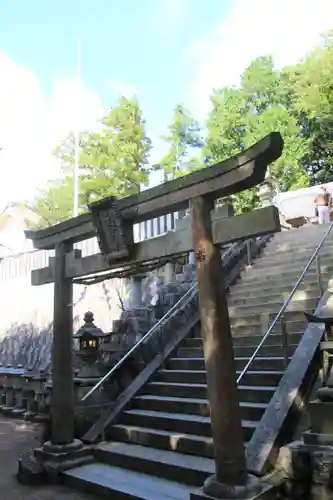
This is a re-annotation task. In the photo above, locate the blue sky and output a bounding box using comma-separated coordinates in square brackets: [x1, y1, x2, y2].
[0, 0, 332, 206]
[0, 0, 231, 147]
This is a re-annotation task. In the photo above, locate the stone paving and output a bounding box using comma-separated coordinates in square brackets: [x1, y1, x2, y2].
[0, 415, 100, 500]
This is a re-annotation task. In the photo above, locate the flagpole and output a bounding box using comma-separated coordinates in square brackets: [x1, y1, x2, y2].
[73, 39, 81, 217]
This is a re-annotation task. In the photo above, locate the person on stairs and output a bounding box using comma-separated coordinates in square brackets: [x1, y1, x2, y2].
[314, 186, 332, 225]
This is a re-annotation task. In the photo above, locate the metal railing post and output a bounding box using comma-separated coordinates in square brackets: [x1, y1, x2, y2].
[246, 240, 252, 267]
[280, 315, 289, 368]
[315, 254, 323, 295]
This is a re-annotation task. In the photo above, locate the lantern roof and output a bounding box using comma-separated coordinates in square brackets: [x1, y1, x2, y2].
[73, 311, 107, 339]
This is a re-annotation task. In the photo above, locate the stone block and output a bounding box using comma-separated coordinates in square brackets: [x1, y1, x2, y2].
[17, 450, 46, 485]
[309, 400, 333, 435]
[312, 447, 333, 486]
[277, 440, 333, 496]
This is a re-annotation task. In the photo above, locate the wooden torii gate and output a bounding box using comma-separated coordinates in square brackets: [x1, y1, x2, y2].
[25, 132, 283, 498]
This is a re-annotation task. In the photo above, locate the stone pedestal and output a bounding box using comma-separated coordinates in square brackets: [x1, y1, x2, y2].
[164, 262, 174, 284]
[12, 389, 25, 417]
[24, 393, 37, 420]
[34, 392, 49, 422]
[2, 387, 15, 415]
[74, 376, 101, 402]
[189, 251, 196, 266]
[131, 275, 144, 306]
[11, 365, 26, 417]
[0, 387, 4, 409]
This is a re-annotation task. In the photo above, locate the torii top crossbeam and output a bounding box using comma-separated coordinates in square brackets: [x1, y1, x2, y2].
[25, 132, 283, 252]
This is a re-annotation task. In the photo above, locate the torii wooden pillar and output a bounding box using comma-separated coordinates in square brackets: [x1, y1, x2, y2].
[191, 197, 258, 498]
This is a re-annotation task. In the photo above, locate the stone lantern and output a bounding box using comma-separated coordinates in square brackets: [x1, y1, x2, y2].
[258, 167, 279, 207]
[73, 311, 108, 380]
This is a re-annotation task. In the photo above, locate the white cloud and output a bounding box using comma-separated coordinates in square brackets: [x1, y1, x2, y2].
[0, 51, 103, 209]
[149, 0, 190, 33]
[186, 0, 333, 118]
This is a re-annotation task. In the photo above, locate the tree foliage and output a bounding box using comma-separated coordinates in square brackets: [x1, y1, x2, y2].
[30, 32, 333, 224]
[290, 32, 333, 184]
[159, 104, 203, 181]
[205, 56, 310, 213]
[31, 97, 152, 227]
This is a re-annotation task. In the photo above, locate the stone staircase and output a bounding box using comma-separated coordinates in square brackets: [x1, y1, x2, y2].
[64, 224, 333, 499]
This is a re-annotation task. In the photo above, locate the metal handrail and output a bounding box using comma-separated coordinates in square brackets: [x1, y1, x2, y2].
[237, 222, 333, 385]
[81, 241, 242, 402]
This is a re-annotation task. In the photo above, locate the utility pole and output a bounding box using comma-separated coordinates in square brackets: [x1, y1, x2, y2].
[73, 39, 81, 217]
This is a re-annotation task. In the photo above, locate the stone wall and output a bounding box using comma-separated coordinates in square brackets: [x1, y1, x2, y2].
[0, 260, 192, 372]
[0, 275, 127, 371]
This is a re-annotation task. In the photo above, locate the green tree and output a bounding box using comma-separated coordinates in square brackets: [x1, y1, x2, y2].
[31, 97, 152, 227]
[80, 96, 152, 202]
[287, 32, 333, 184]
[159, 104, 203, 181]
[205, 56, 310, 214]
[32, 179, 75, 227]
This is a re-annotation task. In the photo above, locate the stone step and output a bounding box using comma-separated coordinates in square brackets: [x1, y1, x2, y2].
[121, 409, 257, 441]
[109, 423, 216, 459]
[228, 297, 318, 317]
[268, 226, 332, 236]
[228, 290, 320, 307]
[155, 369, 283, 387]
[262, 241, 333, 254]
[254, 248, 333, 268]
[133, 395, 267, 423]
[229, 279, 322, 297]
[270, 227, 333, 239]
[235, 277, 328, 294]
[167, 356, 291, 372]
[64, 462, 195, 499]
[269, 229, 332, 240]
[264, 240, 333, 255]
[94, 441, 214, 486]
[231, 319, 306, 337]
[230, 311, 307, 328]
[146, 382, 276, 403]
[249, 257, 333, 275]
[178, 344, 297, 359]
[186, 333, 302, 348]
[239, 265, 333, 284]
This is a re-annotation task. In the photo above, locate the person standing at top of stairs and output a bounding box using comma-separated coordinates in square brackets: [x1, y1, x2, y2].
[314, 186, 332, 225]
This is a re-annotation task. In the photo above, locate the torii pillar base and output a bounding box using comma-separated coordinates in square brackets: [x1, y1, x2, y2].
[190, 474, 264, 499]
[34, 439, 93, 479]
